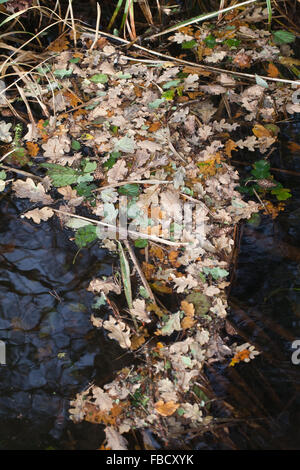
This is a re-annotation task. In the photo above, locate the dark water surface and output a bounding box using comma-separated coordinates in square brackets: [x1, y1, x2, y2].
[0, 197, 130, 450]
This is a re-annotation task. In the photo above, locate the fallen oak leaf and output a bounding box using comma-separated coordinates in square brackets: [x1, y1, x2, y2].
[154, 400, 179, 417]
[12, 178, 53, 204]
[103, 315, 131, 349]
[22, 207, 54, 224]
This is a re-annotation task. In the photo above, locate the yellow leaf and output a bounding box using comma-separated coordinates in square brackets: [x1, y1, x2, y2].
[155, 400, 179, 417]
[181, 316, 196, 329]
[252, 124, 272, 138]
[180, 300, 195, 317]
[26, 141, 39, 157]
[225, 139, 237, 158]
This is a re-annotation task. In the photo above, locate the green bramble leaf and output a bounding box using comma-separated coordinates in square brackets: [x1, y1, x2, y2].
[71, 139, 81, 151]
[40, 163, 79, 187]
[118, 184, 140, 197]
[75, 224, 98, 248]
[272, 30, 295, 45]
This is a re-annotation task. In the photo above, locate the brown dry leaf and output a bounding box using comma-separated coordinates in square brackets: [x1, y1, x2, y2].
[87, 278, 121, 295]
[84, 403, 115, 425]
[107, 159, 128, 183]
[149, 245, 164, 261]
[233, 52, 251, 68]
[12, 178, 53, 204]
[148, 121, 161, 132]
[23, 207, 54, 224]
[142, 262, 156, 280]
[130, 334, 146, 350]
[252, 124, 272, 138]
[130, 299, 151, 323]
[48, 35, 70, 52]
[64, 91, 82, 107]
[155, 400, 179, 417]
[225, 139, 237, 158]
[267, 63, 279, 78]
[168, 250, 181, 267]
[57, 185, 78, 200]
[26, 141, 39, 157]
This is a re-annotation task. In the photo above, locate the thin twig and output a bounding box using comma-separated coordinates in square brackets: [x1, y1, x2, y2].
[123, 239, 156, 303]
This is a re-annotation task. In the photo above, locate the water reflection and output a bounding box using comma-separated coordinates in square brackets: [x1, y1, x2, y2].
[0, 197, 123, 449]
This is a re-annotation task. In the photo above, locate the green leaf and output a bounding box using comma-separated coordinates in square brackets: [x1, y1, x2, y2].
[75, 224, 98, 248]
[90, 73, 108, 84]
[104, 151, 120, 169]
[225, 38, 240, 48]
[271, 187, 292, 201]
[75, 182, 97, 198]
[69, 57, 80, 63]
[182, 39, 197, 49]
[82, 159, 97, 173]
[161, 89, 175, 100]
[255, 74, 269, 88]
[162, 79, 181, 89]
[54, 68, 73, 79]
[139, 286, 150, 299]
[134, 238, 148, 248]
[202, 267, 229, 280]
[0, 170, 6, 180]
[204, 34, 216, 48]
[71, 139, 81, 151]
[251, 160, 271, 179]
[148, 98, 165, 109]
[118, 184, 140, 197]
[272, 30, 295, 45]
[41, 163, 79, 187]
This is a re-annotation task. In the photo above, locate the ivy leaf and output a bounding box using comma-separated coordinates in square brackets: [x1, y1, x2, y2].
[272, 30, 295, 45]
[75, 224, 98, 248]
